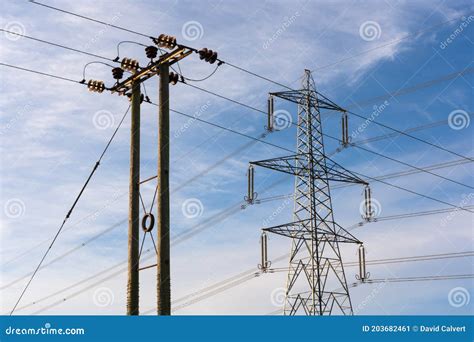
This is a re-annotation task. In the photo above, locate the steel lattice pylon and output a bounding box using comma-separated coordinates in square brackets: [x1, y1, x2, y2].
[249, 70, 368, 315]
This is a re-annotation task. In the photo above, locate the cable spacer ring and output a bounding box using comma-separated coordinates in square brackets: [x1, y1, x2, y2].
[141, 213, 155, 232]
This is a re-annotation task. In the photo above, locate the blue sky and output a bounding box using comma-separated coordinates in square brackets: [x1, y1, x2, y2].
[0, 0, 473, 315]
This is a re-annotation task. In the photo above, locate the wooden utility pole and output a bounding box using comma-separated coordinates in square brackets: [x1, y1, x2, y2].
[94, 36, 199, 315]
[157, 62, 171, 315]
[127, 81, 141, 315]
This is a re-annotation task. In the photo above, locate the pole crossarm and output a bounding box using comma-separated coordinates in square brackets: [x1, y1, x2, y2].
[250, 153, 367, 185]
[262, 219, 361, 244]
[110, 46, 193, 95]
[270, 90, 345, 112]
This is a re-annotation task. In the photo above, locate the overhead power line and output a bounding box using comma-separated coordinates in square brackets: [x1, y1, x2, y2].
[8, 175, 290, 314]
[256, 158, 472, 203]
[367, 274, 474, 283]
[27, 0, 463, 92]
[325, 133, 473, 189]
[2, 62, 471, 214]
[4, 27, 471, 123]
[0, 29, 114, 62]
[9, 104, 131, 315]
[3, 31, 471, 165]
[344, 109, 473, 162]
[345, 67, 474, 108]
[0, 62, 82, 84]
[144, 251, 474, 313]
[21, 247, 473, 314]
[28, 1, 150, 38]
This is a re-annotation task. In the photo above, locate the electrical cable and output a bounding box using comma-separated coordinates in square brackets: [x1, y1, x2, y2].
[326, 133, 474, 189]
[0, 62, 83, 84]
[2, 62, 470, 214]
[344, 109, 473, 162]
[0, 29, 114, 62]
[9, 104, 131, 315]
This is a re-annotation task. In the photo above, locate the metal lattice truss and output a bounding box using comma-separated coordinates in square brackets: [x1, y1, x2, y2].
[269, 89, 344, 112]
[252, 70, 365, 316]
[251, 153, 367, 185]
[262, 219, 360, 243]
